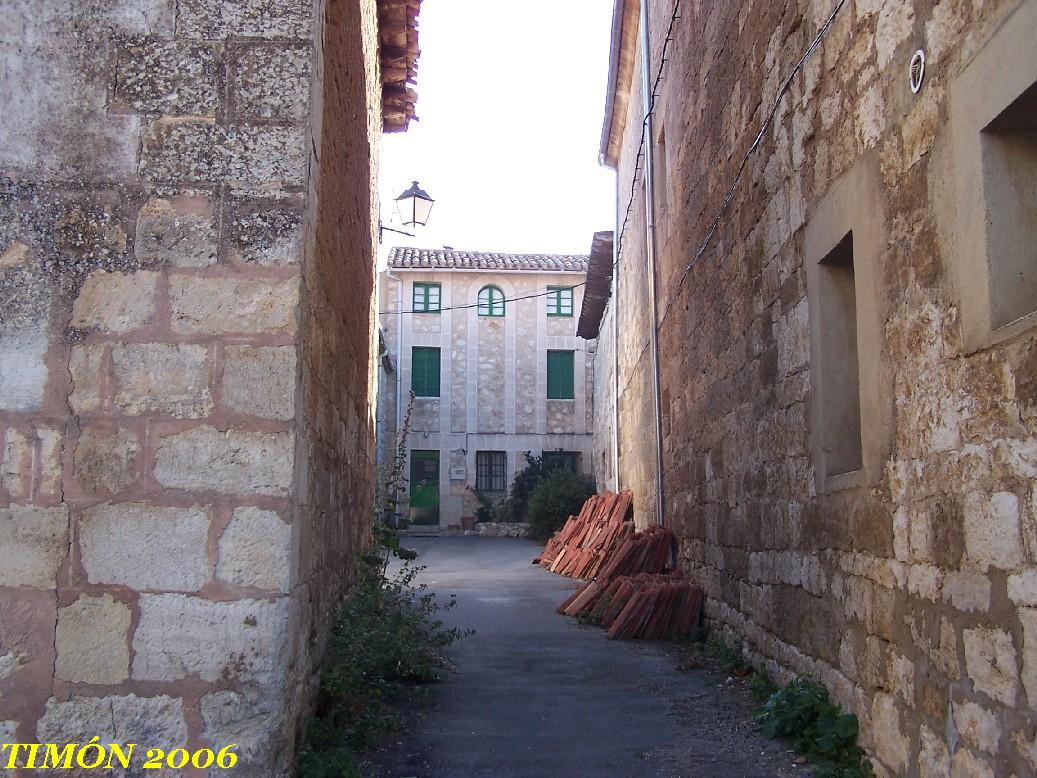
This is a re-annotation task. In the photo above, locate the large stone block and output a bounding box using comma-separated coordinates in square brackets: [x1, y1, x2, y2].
[963, 626, 1020, 706]
[224, 126, 307, 190]
[114, 40, 219, 115]
[1019, 607, 1037, 709]
[0, 322, 49, 411]
[918, 725, 950, 778]
[964, 491, 1024, 572]
[229, 200, 303, 265]
[231, 44, 310, 121]
[201, 689, 281, 767]
[36, 427, 62, 497]
[135, 196, 217, 267]
[55, 594, 132, 684]
[942, 571, 992, 612]
[216, 506, 290, 592]
[222, 345, 296, 420]
[0, 505, 68, 588]
[952, 700, 1001, 755]
[111, 343, 212, 417]
[2, 428, 31, 499]
[0, 591, 57, 693]
[153, 426, 294, 496]
[72, 270, 159, 333]
[139, 118, 221, 183]
[177, 0, 313, 38]
[68, 344, 105, 413]
[74, 426, 140, 495]
[870, 692, 910, 773]
[80, 502, 210, 592]
[132, 594, 288, 683]
[36, 694, 188, 754]
[169, 275, 299, 334]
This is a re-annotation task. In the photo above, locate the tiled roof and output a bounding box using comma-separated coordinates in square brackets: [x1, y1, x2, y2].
[577, 231, 614, 339]
[388, 247, 589, 273]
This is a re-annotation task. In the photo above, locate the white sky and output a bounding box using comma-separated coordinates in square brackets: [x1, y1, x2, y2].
[378, 1, 616, 261]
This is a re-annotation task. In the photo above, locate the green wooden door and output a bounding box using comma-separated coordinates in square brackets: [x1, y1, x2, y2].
[409, 450, 440, 525]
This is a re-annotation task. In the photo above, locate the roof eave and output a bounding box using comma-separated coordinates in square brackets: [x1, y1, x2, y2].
[599, 0, 640, 169]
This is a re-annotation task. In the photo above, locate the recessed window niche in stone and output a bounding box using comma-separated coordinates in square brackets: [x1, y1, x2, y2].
[817, 232, 862, 477]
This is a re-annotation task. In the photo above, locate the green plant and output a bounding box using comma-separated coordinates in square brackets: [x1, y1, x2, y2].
[526, 467, 596, 541]
[297, 562, 469, 777]
[748, 669, 778, 702]
[471, 488, 498, 523]
[755, 676, 873, 778]
[700, 635, 748, 674]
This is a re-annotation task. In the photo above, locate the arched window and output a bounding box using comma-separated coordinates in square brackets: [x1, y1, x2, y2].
[477, 285, 505, 317]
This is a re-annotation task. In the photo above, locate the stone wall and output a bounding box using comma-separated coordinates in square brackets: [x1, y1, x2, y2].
[0, 0, 382, 770]
[601, 0, 1037, 774]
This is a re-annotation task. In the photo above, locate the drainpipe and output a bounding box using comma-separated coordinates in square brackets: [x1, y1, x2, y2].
[611, 181, 621, 494]
[384, 270, 405, 444]
[639, 0, 666, 528]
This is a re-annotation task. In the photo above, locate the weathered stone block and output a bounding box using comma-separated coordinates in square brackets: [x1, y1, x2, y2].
[950, 748, 994, 778]
[169, 275, 298, 334]
[918, 725, 950, 778]
[36, 427, 61, 497]
[177, 0, 312, 38]
[153, 426, 294, 496]
[0, 505, 68, 588]
[111, 342, 212, 418]
[229, 201, 303, 265]
[132, 594, 288, 683]
[55, 594, 132, 684]
[963, 626, 1020, 706]
[1019, 607, 1037, 709]
[952, 699, 1001, 754]
[2, 428, 31, 499]
[216, 506, 290, 592]
[870, 692, 910, 773]
[222, 345, 296, 420]
[115, 40, 219, 115]
[71, 270, 159, 333]
[136, 196, 217, 267]
[80, 502, 210, 592]
[942, 571, 992, 612]
[964, 491, 1024, 572]
[201, 689, 280, 768]
[0, 323, 49, 411]
[232, 44, 310, 120]
[139, 118, 221, 183]
[36, 694, 188, 752]
[224, 126, 307, 190]
[69, 344, 105, 413]
[74, 426, 140, 495]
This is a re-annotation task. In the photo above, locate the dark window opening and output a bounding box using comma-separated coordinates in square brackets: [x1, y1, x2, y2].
[476, 451, 506, 492]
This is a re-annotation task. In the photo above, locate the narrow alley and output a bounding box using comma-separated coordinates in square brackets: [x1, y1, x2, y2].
[371, 538, 805, 778]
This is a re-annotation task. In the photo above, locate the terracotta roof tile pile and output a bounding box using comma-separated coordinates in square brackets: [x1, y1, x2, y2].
[536, 491, 704, 641]
[535, 491, 634, 578]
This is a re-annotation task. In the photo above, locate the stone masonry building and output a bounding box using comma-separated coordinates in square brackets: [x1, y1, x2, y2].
[0, 0, 421, 770]
[379, 247, 594, 528]
[587, 0, 1037, 774]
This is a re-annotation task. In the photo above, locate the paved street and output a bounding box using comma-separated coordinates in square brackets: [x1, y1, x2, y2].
[372, 537, 804, 778]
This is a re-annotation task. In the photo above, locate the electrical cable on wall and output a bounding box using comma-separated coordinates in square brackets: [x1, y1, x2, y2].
[613, 0, 849, 392]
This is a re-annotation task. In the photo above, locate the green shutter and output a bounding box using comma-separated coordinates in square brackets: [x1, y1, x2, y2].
[547, 350, 575, 399]
[412, 347, 441, 396]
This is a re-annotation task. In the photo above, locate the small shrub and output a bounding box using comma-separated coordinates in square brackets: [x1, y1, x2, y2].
[297, 562, 468, 776]
[526, 468, 596, 541]
[755, 676, 873, 778]
[748, 669, 779, 702]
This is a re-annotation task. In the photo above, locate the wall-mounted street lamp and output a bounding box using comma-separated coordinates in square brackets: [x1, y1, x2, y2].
[395, 180, 435, 228]
[380, 180, 435, 242]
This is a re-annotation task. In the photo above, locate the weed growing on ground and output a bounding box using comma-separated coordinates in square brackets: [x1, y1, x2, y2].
[700, 635, 749, 674]
[755, 676, 873, 778]
[297, 561, 469, 777]
[747, 668, 778, 702]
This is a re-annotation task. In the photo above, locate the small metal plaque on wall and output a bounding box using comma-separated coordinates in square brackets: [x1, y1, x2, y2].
[449, 467, 467, 480]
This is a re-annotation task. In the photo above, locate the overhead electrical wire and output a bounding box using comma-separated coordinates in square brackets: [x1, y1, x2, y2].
[378, 281, 587, 317]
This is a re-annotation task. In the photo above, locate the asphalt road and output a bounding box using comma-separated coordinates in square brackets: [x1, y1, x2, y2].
[372, 536, 804, 778]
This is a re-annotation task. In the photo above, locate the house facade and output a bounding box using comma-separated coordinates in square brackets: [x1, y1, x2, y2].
[586, 0, 1037, 774]
[379, 247, 594, 528]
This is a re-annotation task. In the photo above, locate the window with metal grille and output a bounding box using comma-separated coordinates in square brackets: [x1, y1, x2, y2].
[475, 451, 506, 492]
[412, 282, 441, 313]
[477, 285, 505, 317]
[411, 346, 441, 397]
[546, 350, 575, 399]
[547, 286, 574, 317]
